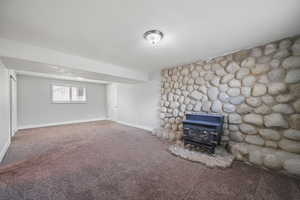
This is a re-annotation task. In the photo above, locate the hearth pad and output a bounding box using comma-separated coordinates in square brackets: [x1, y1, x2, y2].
[168, 144, 234, 168]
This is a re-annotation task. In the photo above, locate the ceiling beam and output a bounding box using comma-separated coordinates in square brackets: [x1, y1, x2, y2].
[0, 38, 148, 82]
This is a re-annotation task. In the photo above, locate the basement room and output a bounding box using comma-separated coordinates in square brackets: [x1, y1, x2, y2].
[0, 0, 300, 199]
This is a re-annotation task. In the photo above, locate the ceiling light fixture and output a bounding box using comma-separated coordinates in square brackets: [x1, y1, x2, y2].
[143, 30, 163, 45]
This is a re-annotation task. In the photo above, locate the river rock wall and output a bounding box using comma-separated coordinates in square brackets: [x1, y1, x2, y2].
[158, 36, 300, 176]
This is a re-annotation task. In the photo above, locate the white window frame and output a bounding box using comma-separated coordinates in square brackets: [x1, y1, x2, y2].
[51, 84, 87, 104]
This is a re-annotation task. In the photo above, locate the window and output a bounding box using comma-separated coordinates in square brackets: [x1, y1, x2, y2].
[52, 85, 87, 103]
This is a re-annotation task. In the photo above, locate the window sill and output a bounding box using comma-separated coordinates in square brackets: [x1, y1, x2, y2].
[52, 101, 87, 104]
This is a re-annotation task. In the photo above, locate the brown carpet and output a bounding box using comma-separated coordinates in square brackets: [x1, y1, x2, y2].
[0, 121, 299, 200]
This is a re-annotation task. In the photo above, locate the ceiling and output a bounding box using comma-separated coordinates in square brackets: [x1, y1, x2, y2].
[0, 0, 300, 72]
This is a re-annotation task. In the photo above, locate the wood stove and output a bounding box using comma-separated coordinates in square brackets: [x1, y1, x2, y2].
[182, 113, 224, 154]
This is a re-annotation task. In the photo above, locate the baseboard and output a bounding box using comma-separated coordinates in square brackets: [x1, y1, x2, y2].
[18, 117, 108, 130]
[116, 120, 154, 132]
[0, 138, 10, 163]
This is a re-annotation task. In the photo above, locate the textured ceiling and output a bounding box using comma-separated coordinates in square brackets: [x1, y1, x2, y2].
[0, 0, 300, 72]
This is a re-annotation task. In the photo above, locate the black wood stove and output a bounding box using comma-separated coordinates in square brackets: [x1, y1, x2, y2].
[182, 113, 224, 153]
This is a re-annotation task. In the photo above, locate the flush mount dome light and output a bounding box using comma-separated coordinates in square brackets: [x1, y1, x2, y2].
[143, 30, 163, 45]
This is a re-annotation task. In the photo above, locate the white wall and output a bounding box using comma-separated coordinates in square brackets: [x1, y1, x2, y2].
[17, 75, 107, 129]
[0, 59, 10, 162]
[116, 72, 161, 131]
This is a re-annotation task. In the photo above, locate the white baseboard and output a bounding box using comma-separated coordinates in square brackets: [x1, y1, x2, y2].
[0, 137, 10, 163]
[18, 117, 107, 130]
[116, 120, 153, 132]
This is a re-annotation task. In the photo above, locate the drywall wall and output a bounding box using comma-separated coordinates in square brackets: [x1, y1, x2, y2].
[17, 75, 107, 128]
[116, 72, 161, 131]
[0, 59, 10, 162]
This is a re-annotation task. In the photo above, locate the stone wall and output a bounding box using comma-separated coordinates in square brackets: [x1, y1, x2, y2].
[158, 36, 300, 176]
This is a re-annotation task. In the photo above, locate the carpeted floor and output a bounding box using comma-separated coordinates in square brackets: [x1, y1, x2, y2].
[0, 121, 299, 200]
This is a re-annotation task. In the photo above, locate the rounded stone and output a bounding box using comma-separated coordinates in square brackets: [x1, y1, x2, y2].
[279, 39, 292, 49]
[211, 100, 222, 113]
[229, 125, 239, 131]
[210, 77, 220, 87]
[204, 72, 215, 81]
[264, 43, 277, 55]
[186, 104, 194, 111]
[270, 59, 281, 68]
[207, 87, 219, 101]
[218, 92, 230, 103]
[263, 154, 282, 170]
[283, 129, 300, 141]
[170, 101, 180, 109]
[257, 56, 272, 64]
[219, 84, 228, 92]
[242, 75, 256, 86]
[229, 113, 242, 124]
[283, 159, 300, 176]
[272, 104, 294, 114]
[241, 87, 251, 97]
[246, 97, 262, 107]
[241, 57, 256, 68]
[226, 62, 240, 73]
[268, 83, 287, 95]
[173, 109, 179, 117]
[282, 56, 300, 69]
[264, 113, 288, 128]
[278, 139, 300, 153]
[229, 79, 241, 87]
[229, 96, 245, 105]
[195, 77, 205, 85]
[190, 90, 203, 100]
[188, 79, 195, 85]
[251, 63, 270, 75]
[191, 70, 199, 78]
[262, 95, 275, 105]
[216, 68, 227, 76]
[254, 105, 271, 115]
[268, 68, 286, 82]
[265, 141, 278, 149]
[273, 49, 290, 59]
[289, 114, 300, 129]
[250, 48, 262, 57]
[252, 84, 267, 96]
[240, 124, 257, 135]
[276, 94, 295, 103]
[181, 68, 189, 75]
[290, 84, 300, 98]
[245, 135, 265, 146]
[292, 39, 300, 55]
[237, 104, 253, 114]
[223, 103, 236, 113]
[227, 88, 240, 97]
[161, 107, 167, 112]
[221, 74, 234, 84]
[285, 69, 300, 83]
[193, 103, 202, 112]
[293, 99, 300, 112]
[259, 129, 281, 141]
[202, 101, 212, 112]
[236, 68, 250, 79]
[257, 75, 269, 84]
[249, 150, 263, 165]
[180, 104, 186, 112]
[243, 114, 263, 126]
[198, 86, 207, 94]
[229, 131, 244, 142]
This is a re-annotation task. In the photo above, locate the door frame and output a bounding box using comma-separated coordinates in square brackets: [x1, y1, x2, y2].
[9, 73, 17, 137]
